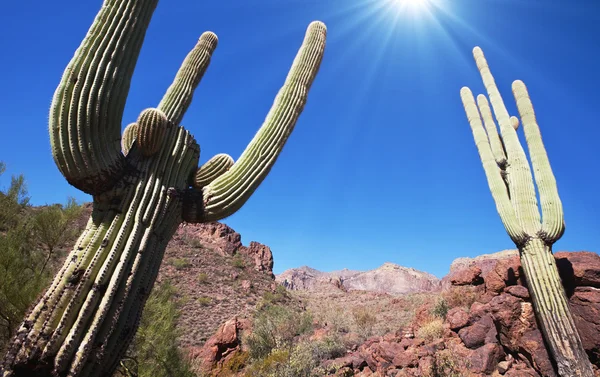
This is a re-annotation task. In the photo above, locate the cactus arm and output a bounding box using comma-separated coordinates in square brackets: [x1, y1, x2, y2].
[512, 80, 565, 242]
[193, 153, 234, 188]
[135, 108, 168, 156]
[198, 21, 327, 222]
[49, 0, 159, 195]
[157, 31, 218, 125]
[121, 122, 138, 155]
[475, 94, 507, 166]
[473, 47, 541, 234]
[460, 87, 527, 244]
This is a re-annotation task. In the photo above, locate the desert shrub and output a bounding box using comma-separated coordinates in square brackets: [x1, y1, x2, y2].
[221, 351, 249, 374]
[417, 318, 444, 342]
[245, 304, 313, 361]
[351, 306, 377, 339]
[0, 165, 81, 353]
[197, 296, 212, 306]
[32, 197, 83, 273]
[197, 272, 209, 283]
[429, 349, 464, 377]
[115, 281, 195, 377]
[431, 298, 449, 319]
[231, 255, 246, 269]
[244, 336, 345, 377]
[260, 285, 290, 308]
[442, 286, 480, 311]
[244, 348, 290, 377]
[188, 237, 203, 248]
[170, 257, 191, 270]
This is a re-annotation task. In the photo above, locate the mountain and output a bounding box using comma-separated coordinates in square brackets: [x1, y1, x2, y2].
[276, 261, 441, 295]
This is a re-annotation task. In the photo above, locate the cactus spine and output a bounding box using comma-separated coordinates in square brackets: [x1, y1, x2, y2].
[1, 0, 327, 376]
[460, 47, 594, 377]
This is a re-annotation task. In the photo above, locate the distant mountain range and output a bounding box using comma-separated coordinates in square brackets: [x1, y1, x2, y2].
[276, 261, 442, 295]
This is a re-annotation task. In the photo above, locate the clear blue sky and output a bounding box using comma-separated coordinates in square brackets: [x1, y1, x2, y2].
[1, 0, 598, 278]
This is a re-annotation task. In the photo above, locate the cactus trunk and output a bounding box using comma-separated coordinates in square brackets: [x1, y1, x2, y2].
[3, 127, 199, 377]
[520, 238, 593, 377]
[1, 0, 327, 375]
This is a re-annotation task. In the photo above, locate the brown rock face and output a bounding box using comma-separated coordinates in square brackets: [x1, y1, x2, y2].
[188, 316, 250, 374]
[448, 265, 484, 286]
[158, 221, 277, 349]
[239, 241, 274, 277]
[570, 287, 600, 363]
[277, 262, 441, 295]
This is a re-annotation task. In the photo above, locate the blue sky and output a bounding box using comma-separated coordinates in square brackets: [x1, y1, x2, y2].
[1, 0, 598, 278]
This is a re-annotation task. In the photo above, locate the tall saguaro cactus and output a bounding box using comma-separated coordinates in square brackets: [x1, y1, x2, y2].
[460, 47, 594, 377]
[1, 0, 327, 376]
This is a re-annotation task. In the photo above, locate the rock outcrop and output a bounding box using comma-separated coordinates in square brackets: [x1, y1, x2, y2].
[157, 221, 277, 349]
[321, 250, 600, 376]
[277, 262, 441, 295]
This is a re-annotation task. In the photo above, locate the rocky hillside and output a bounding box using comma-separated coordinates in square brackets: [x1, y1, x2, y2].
[277, 261, 441, 295]
[157, 222, 279, 349]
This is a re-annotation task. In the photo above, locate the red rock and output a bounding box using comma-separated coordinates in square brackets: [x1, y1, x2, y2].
[449, 265, 483, 286]
[556, 251, 600, 289]
[458, 314, 497, 349]
[505, 285, 530, 299]
[468, 343, 504, 374]
[569, 287, 600, 361]
[190, 316, 250, 373]
[392, 348, 419, 368]
[447, 307, 470, 330]
[239, 241, 274, 277]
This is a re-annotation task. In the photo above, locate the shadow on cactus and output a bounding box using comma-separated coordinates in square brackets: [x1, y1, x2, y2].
[0, 0, 327, 376]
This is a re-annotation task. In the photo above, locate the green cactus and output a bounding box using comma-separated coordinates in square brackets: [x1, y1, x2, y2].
[460, 47, 594, 377]
[1, 0, 327, 376]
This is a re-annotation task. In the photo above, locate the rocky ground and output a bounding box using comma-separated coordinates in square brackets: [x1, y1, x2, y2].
[193, 249, 600, 377]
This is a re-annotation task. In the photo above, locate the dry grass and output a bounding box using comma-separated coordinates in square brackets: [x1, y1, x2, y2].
[294, 288, 439, 339]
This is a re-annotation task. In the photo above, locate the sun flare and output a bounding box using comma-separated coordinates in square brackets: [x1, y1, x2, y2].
[385, 0, 431, 15]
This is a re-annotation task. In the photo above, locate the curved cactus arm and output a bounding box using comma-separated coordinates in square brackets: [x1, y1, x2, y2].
[476, 94, 507, 167]
[157, 31, 218, 125]
[136, 108, 169, 157]
[512, 80, 564, 242]
[473, 47, 540, 234]
[197, 21, 327, 222]
[193, 153, 234, 189]
[49, 0, 159, 195]
[121, 122, 138, 155]
[460, 87, 527, 245]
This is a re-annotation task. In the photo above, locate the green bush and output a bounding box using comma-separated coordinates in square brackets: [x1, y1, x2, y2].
[431, 298, 449, 319]
[197, 272, 209, 283]
[231, 255, 246, 269]
[170, 257, 191, 270]
[417, 318, 444, 343]
[197, 296, 212, 306]
[0, 164, 82, 354]
[115, 281, 195, 377]
[351, 306, 377, 339]
[245, 304, 313, 361]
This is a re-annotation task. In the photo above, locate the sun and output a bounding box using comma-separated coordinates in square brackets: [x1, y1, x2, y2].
[384, 0, 431, 16]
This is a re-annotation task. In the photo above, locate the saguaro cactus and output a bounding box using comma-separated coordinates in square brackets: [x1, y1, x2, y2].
[460, 47, 594, 377]
[1, 0, 327, 376]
